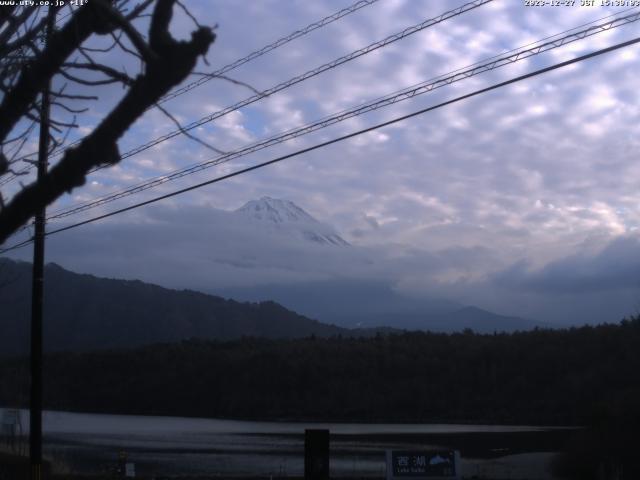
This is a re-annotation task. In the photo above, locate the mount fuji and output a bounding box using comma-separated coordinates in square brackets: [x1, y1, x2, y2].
[3, 196, 544, 335]
[234, 196, 349, 246]
[212, 197, 545, 333]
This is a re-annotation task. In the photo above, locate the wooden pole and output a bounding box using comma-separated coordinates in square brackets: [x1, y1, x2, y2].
[30, 8, 54, 480]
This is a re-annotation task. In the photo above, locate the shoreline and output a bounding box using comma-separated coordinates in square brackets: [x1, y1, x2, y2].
[1, 409, 577, 478]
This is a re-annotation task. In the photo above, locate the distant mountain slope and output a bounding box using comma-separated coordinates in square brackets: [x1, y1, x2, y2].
[218, 281, 544, 333]
[396, 306, 547, 334]
[235, 196, 349, 246]
[0, 256, 543, 358]
[0, 259, 346, 356]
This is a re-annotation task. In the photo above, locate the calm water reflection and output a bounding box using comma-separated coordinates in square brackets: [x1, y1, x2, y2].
[1, 408, 561, 477]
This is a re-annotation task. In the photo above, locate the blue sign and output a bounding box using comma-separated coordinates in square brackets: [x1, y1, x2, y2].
[387, 450, 459, 479]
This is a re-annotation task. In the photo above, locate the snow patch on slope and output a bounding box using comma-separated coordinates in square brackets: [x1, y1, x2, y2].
[235, 197, 349, 246]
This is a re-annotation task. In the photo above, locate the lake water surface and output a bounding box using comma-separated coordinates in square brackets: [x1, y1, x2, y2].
[1, 408, 564, 478]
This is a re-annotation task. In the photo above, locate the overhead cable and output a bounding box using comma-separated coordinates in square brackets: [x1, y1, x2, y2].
[3, 33, 639, 253]
[111, 0, 494, 161]
[158, 0, 382, 104]
[42, 9, 640, 222]
[4, 0, 493, 189]
[0, 0, 382, 182]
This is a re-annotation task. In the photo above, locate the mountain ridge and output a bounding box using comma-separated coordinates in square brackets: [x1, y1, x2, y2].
[0, 258, 348, 356]
[1, 256, 545, 358]
[217, 279, 545, 333]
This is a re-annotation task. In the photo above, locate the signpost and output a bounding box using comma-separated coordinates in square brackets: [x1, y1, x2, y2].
[125, 462, 136, 478]
[304, 429, 330, 480]
[1, 409, 23, 453]
[386, 450, 460, 480]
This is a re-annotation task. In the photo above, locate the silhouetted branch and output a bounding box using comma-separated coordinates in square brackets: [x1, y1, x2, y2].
[191, 71, 266, 97]
[0, 0, 215, 243]
[155, 102, 227, 155]
[92, 0, 158, 62]
[63, 61, 135, 85]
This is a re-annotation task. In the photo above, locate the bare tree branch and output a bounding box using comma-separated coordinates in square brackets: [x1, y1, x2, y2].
[50, 91, 99, 101]
[0, 0, 215, 243]
[154, 102, 227, 155]
[59, 68, 123, 86]
[92, 0, 158, 62]
[0, 152, 7, 177]
[0, 13, 48, 58]
[109, 29, 143, 60]
[48, 117, 79, 130]
[51, 101, 89, 114]
[125, 0, 155, 21]
[79, 31, 122, 53]
[191, 71, 266, 97]
[63, 61, 135, 85]
[0, 7, 37, 50]
[2, 119, 38, 146]
[49, 117, 76, 155]
[176, 0, 201, 28]
[7, 121, 37, 164]
[0, 5, 103, 143]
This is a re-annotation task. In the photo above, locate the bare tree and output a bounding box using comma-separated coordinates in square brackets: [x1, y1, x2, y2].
[0, 0, 216, 244]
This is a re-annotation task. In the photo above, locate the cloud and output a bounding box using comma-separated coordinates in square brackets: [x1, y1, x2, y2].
[493, 235, 640, 294]
[4, 2, 640, 327]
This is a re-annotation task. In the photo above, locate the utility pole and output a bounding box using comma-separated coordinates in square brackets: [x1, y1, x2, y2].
[30, 8, 54, 480]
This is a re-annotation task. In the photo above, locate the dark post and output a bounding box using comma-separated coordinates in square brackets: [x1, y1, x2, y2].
[304, 429, 330, 480]
[30, 8, 54, 480]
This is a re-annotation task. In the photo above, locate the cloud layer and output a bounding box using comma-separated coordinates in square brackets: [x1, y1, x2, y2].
[3, 1, 640, 326]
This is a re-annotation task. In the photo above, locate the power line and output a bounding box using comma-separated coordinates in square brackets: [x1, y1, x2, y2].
[41, 9, 640, 223]
[4, 0, 493, 191]
[1, 237, 33, 253]
[0, 165, 29, 186]
[158, 0, 381, 104]
[110, 0, 493, 162]
[1, 0, 381, 183]
[3, 33, 638, 254]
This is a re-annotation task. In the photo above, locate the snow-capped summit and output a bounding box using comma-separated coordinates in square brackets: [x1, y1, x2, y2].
[235, 197, 349, 246]
[236, 196, 318, 224]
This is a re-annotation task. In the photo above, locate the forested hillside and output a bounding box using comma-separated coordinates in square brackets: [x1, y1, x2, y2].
[1, 319, 638, 426]
[0, 259, 346, 355]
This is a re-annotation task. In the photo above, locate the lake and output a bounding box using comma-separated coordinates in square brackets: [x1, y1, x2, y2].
[0, 408, 570, 478]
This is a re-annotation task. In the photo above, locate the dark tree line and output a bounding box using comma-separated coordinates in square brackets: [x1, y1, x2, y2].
[1, 318, 639, 478]
[1, 318, 639, 426]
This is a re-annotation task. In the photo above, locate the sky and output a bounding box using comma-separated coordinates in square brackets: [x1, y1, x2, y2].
[3, 0, 640, 326]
